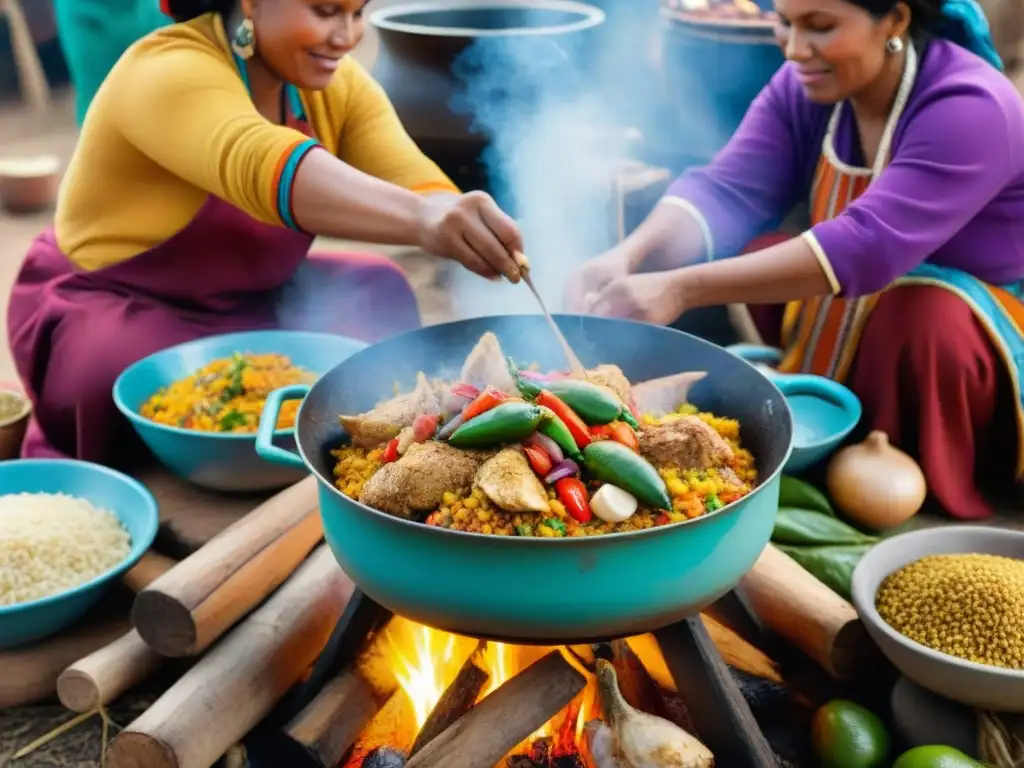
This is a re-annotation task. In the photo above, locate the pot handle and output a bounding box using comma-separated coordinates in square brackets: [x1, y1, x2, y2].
[256, 384, 311, 470]
[772, 374, 863, 420]
[724, 343, 784, 368]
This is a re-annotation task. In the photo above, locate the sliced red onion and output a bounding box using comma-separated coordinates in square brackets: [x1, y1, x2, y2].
[518, 370, 550, 381]
[544, 458, 580, 485]
[526, 432, 564, 464]
[436, 412, 465, 441]
[450, 382, 480, 399]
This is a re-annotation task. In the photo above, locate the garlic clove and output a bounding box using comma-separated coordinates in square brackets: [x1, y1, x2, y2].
[592, 484, 639, 523]
[596, 660, 714, 768]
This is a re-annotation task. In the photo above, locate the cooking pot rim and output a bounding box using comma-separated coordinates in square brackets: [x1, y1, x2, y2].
[370, 0, 606, 37]
[296, 314, 794, 546]
[660, 5, 778, 35]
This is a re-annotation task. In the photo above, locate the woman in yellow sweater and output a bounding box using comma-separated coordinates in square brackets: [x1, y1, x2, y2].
[8, 0, 524, 464]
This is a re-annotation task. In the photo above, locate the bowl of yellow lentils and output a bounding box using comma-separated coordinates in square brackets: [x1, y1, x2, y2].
[851, 525, 1024, 712]
[113, 330, 365, 492]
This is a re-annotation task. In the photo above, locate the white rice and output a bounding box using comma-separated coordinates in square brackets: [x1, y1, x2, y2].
[0, 492, 132, 607]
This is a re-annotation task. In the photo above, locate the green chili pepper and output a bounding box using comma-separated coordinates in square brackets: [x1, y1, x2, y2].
[507, 358, 542, 399]
[506, 357, 637, 427]
[537, 407, 583, 461]
[448, 402, 543, 448]
[779, 475, 834, 517]
[542, 379, 625, 426]
[773, 507, 878, 547]
[583, 440, 671, 510]
[778, 543, 874, 600]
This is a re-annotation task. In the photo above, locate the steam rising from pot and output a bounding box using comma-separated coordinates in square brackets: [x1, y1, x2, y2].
[443, 0, 671, 319]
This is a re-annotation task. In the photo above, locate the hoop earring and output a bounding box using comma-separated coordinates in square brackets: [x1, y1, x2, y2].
[231, 17, 256, 60]
[886, 36, 904, 54]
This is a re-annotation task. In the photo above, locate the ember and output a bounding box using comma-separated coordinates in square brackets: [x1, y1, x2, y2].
[344, 616, 707, 768]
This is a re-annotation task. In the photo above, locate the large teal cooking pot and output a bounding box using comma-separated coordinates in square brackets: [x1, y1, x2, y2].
[256, 316, 793, 643]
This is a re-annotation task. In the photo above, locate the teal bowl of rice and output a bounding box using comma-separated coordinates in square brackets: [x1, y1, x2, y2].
[0, 459, 159, 649]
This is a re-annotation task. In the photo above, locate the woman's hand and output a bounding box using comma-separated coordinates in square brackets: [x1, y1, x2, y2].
[418, 192, 524, 282]
[563, 246, 634, 313]
[584, 270, 689, 326]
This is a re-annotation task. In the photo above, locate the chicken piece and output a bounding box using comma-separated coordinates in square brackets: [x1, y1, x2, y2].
[459, 332, 518, 395]
[632, 371, 708, 418]
[358, 441, 491, 518]
[475, 448, 551, 515]
[640, 416, 734, 470]
[340, 372, 440, 449]
[572, 364, 633, 405]
[432, 378, 469, 418]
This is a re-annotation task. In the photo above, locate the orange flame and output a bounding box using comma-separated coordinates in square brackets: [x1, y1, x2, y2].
[373, 617, 599, 758]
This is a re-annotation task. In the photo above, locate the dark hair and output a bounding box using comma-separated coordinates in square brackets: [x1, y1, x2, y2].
[164, 0, 236, 22]
[850, 0, 944, 42]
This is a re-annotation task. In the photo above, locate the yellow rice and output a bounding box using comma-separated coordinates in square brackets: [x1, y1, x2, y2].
[331, 404, 756, 538]
[140, 352, 316, 433]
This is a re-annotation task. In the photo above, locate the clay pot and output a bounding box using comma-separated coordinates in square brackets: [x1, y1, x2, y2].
[0, 155, 61, 215]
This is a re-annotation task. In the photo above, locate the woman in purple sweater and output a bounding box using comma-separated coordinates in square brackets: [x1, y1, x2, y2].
[568, 0, 1024, 520]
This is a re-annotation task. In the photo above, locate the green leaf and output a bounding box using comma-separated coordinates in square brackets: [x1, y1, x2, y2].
[772, 507, 879, 547]
[778, 543, 875, 600]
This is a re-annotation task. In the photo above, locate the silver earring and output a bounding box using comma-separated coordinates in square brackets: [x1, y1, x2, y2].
[231, 17, 256, 60]
[886, 36, 904, 54]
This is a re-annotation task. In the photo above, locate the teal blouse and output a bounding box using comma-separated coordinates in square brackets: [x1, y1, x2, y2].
[53, 0, 169, 125]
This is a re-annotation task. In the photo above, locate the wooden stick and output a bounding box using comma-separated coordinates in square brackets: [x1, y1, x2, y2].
[283, 667, 382, 768]
[405, 651, 586, 768]
[655, 618, 778, 768]
[108, 546, 353, 768]
[57, 629, 164, 713]
[57, 552, 178, 711]
[737, 544, 873, 680]
[700, 615, 782, 683]
[122, 551, 178, 594]
[0, 614, 129, 708]
[0, 0, 50, 113]
[409, 641, 490, 757]
[133, 480, 321, 657]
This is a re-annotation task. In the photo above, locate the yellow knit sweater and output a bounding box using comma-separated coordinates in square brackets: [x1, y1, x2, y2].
[55, 12, 458, 271]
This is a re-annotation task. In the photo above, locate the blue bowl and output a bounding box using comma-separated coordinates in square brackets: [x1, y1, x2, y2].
[726, 344, 862, 472]
[113, 330, 367, 492]
[0, 459, 159, 649]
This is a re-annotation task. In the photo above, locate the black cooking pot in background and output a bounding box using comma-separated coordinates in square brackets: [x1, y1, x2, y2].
[370, 0, 605, 194]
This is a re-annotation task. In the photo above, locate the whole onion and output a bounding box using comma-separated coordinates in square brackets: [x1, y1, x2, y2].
[825, 431, 927, 531]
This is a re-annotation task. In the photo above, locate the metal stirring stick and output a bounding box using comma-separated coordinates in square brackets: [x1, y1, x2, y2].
[513, 251, 587, 376]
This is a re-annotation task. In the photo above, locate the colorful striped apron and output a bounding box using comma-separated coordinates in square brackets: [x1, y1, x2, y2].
[777, 51, 1024, 476]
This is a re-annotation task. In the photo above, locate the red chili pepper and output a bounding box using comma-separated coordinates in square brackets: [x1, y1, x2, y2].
[591, 421, 639, 452]
[413, 413, 439, 442]
[536, 391, 591, 449]
[451, 382, 480, 399]
[382, 437, 400, 464]
[523, 444, 554, 476]
[555, 477, 591, 523]
[461, 387, 509, 422]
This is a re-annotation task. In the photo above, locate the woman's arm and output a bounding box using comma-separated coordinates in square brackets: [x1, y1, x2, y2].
[333, 60, 460, 195]
[626, 66, 812, 272]
[113, 37, 438, 244]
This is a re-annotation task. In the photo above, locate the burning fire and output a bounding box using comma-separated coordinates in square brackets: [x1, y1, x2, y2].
[372, 617, 597, 760]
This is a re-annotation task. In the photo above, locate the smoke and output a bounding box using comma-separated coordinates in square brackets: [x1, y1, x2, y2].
[441, 0, 672, 318]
